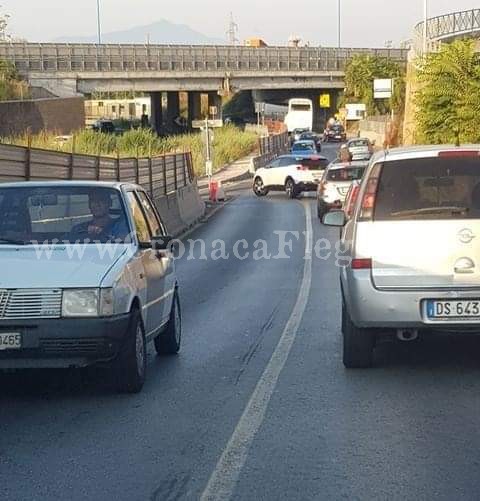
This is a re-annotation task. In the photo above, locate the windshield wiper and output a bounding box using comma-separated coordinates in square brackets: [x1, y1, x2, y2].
[0, 238, 29, 245]
[391, 206, 469, 217]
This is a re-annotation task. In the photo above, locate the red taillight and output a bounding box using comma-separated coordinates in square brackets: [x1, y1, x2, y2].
[438, 150, 479, 158]
[345, 185, 360, 216]
[359, 163, 382, 220]
[351, 258, 372, 270]
[296, 165, 308, 171]
[318, 180, 327, 195]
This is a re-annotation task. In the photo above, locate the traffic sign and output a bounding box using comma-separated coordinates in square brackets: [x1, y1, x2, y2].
[319, 94, 331, 108]
[192, 119, 224, 129]
[374, 79, 393, 99]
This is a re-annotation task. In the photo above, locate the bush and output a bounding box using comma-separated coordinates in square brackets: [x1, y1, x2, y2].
[2, 125, 259, 177]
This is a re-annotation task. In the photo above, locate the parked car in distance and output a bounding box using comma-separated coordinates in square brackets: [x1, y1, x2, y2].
[0, 181, 181, 393]
[324, 124, 347, 142]
[92, 119, 116, 134]
[299, 131, 322, 151]
[253, 154, 329, 199]
[346, 137, 374, 160]
[317, 161, 368, 220]
[324, 146, 480, 369]
[291, 140, 317, 154]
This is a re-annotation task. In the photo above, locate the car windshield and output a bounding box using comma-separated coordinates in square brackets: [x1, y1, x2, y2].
[327, 166, 366, 181]
[349, 139, 369, 147]
[0, 186, 131, 244]
[293, 142, 315, 151]
[374, 156, 480, 220]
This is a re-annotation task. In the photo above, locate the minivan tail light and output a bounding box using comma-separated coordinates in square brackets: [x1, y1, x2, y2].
[351, 258, 372, 270]
[318, 180, 327, 195]
[359, 163, 382, 221]
[438, 150, 480, 158]
[345, 184, 360, 216]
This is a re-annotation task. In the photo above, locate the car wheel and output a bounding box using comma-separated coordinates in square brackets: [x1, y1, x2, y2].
[155, 290, 182, 355]
[285, 178, 298, 199]
[342, 299, 374, 368]
[116, 308, 147, 393]
[253, 177, 268, 197]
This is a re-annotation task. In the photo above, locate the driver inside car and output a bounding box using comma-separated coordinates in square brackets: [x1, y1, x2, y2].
[72, 192, 129, 242]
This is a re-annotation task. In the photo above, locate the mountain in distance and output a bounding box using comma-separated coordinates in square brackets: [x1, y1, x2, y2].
[55, 19, 224, 45]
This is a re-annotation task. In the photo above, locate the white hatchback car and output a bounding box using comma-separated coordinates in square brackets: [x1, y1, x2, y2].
[253, 154, 329, 199]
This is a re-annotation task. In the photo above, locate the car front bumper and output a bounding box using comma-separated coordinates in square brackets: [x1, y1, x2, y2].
[0, 314, 131, 369]
[343, 270, 480, 331]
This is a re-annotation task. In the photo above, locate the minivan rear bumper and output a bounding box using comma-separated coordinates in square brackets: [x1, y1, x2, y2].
[343, 270, 480, 329]
[0, 314, 131, 369]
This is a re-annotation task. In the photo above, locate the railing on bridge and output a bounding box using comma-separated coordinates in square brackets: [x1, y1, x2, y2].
[0, 43, 409, 74]
[414, 8, 480, 53]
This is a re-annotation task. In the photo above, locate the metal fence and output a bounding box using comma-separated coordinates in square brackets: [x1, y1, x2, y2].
[414, 8, 480, 53]
[0, 43, 409, 74]
[0, 143, 194, 199]
[259, 132, 289, 156]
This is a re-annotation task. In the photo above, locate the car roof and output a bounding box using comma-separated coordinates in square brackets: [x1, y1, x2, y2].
[0, 180, 140, 190]
[327, 160, 369, 170]
[370, 144, 480, 163]
[348, 137, 370, 143]
[281, 154, 328, 161]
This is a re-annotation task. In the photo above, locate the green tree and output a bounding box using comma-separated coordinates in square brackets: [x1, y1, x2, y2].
[342, 54, 405, 115]
[415, 39, 480, 144]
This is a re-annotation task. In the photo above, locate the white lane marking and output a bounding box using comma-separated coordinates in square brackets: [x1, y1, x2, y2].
[200, 201, 313, 501]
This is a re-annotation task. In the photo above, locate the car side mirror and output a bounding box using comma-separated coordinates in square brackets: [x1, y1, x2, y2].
[323, 210, 346, 227]
[152, 235, 173, 251]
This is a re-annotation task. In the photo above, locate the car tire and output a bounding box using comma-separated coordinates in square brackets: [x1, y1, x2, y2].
[285, 178, 298, 199]
[342, 300, 374, 368]
[253, 177, 269, 197]
[154, 290, 182, 355]
[116, 308, 147, 394]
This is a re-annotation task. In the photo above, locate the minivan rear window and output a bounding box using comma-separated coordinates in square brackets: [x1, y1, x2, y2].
[327, 166, 366, 181]
[374, 157, 480, 220]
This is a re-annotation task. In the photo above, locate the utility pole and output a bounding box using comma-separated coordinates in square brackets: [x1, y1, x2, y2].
[337, 0, 341, 48]
[226, 12, 239, 46]
[423, 0, 428, 55]
[96, 0, 102, 44]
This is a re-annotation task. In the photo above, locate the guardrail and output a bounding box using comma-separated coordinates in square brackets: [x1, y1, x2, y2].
[0, 43, 409, 74]
[0, 143, 194, 198]
[414, 8, 480, 53]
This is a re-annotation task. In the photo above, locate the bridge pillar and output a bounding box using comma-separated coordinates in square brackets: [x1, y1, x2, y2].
[150, 91, 164, 135]
[165, 91, 181, 133]
[188, 92, 203, 128]
[207, 91, 222, 119]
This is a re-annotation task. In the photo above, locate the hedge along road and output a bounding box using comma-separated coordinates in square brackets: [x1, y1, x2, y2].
[3, 143, 480, 500]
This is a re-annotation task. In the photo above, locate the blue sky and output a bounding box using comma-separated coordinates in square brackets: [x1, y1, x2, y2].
[4, 0, 480, 47]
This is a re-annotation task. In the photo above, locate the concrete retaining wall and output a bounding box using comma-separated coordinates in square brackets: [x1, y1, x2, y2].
[153, 180, 205, 237]
[0, 97, 85, 136]
[359, 117, 388, 146]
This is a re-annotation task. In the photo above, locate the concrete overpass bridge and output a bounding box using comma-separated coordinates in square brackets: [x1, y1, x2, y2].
[0, 43, 408, 133]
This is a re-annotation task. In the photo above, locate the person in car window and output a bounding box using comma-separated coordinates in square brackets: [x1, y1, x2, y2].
[72, 192, 128, 241]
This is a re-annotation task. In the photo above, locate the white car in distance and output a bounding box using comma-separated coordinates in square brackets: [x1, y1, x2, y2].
[253, 154, 329, 199]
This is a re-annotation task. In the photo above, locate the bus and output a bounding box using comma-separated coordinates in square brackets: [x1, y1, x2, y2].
[284, 98, 313, 133]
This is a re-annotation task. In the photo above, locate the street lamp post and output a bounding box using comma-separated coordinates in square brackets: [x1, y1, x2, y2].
[423, 0, 428, 54]
[96, 0, 102, 45]
[337, 0, 341, 48]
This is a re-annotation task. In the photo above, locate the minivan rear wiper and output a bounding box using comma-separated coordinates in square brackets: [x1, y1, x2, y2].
[0, 238, 28, 245]
[391, 206, 469, 217]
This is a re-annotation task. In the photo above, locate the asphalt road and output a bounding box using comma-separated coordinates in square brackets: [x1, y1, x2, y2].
[3, 144, 480, 500]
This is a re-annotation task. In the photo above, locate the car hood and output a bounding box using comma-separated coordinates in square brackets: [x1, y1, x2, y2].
[0, 244, 130, 288]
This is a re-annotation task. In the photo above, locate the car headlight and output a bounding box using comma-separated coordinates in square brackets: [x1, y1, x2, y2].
[62, 289, 114, 317]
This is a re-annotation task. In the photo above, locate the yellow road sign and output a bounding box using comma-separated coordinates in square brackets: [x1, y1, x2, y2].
[319, 94, 331, 108]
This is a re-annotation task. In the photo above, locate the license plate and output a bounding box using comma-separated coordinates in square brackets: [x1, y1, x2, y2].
[0, 332, 22, 350]
[427, 300, 480, 319]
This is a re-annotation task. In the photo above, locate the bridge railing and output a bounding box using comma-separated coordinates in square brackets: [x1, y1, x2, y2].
[0, 43, 409, 74]
[414, 8, 480, 53]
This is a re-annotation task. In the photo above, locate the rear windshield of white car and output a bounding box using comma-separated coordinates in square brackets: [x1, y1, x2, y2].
[326, 166, 366, 181]
[349, 140, 369, 147]
[300, 158, 329, 170]
[374, 157, 480, 220]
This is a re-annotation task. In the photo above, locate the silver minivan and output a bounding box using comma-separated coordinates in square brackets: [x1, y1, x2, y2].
[325, 146, 480, 368]
[0, 181, 181, 393]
